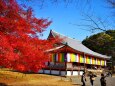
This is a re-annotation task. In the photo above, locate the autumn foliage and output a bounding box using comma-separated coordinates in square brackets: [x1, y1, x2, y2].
[0, 0, 59, 72]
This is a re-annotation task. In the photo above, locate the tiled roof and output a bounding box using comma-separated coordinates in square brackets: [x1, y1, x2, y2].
[48, 30, 111, 59]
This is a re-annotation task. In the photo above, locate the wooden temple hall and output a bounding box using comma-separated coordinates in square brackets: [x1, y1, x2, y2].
[38, 30, 111, 76]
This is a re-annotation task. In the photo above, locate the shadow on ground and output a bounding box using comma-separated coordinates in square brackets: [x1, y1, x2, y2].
[72, 83, 81, 86]
[0, 83, 7, 86]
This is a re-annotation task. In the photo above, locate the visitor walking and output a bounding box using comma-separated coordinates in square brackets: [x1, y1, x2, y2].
[100, 73, 106, 86]
[81, 72, 86, 86]
[89, 72, 96, 86]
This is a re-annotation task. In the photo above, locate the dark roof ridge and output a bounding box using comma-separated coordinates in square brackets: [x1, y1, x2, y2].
[50, 29, 81, 43]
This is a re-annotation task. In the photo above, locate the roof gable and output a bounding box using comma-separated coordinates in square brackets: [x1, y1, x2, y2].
[48, 30, 111, 59]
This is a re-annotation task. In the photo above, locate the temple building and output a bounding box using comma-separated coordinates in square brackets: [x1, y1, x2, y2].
[38, 30, 111, 76]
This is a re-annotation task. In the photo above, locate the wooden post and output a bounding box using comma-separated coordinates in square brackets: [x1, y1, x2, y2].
[50, 62, 51, 75]
[65, 53, 67, 77]
[71, 66, 73, 75]
[65, 44, 67, 77]
[83, 53, 86, 73]
[59, 69, 61, 76]
[65, 63, 67, 77]
[78, 62, 80, 76]
[43, 68, 44, 74]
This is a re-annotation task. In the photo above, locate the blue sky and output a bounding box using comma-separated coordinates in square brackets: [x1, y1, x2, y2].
[18, 0, 114, 41]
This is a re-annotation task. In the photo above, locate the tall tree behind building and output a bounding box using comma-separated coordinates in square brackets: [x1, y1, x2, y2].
[82, 30, 115, 67]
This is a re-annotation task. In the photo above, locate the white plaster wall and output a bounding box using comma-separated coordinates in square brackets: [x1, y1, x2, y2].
[105, 60, 106, 66]
[44, 70, 50, 74]
[67, 63, 72, 68]
[67, 71, 72, 76]
[51, 70, 59, 75]
[73, 71, 79, 76]
[61, 71, 66, 76]
[38, 69, 83, 76]
[50, 62, 54, 65]
[67, 53, 71, 62]
[80, 71, 83, 75]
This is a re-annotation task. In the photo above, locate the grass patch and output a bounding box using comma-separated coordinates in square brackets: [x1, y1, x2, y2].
[0, 68, 80, 86]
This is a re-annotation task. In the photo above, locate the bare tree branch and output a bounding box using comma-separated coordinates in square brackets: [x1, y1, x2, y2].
[107, 0, 115, 8]
[98, 18, 107, 30]
[70, 13, 111, 33]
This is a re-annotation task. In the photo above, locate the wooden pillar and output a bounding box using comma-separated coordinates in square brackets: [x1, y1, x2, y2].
[64, 43, 68, 77]
[71, 66, 73, 75]
[50, 68, 51, 75]
[49, 62, 51, 75]
[78, 62, 80, 75]
[43, 68, 44, 74]
[59, 69, 61, 76]
[65, 53, 67, 77]
[83, 53, 86, 72]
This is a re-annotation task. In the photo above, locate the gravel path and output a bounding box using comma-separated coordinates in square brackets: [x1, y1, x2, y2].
[71, 76, 115, 86]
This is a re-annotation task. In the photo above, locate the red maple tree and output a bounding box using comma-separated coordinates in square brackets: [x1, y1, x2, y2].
[0, 0, 59, 72]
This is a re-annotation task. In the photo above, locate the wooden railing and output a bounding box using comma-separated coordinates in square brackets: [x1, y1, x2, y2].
[46, 64, 65, 69]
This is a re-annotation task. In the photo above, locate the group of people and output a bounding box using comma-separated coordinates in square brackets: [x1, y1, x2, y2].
[81, 72, 110, 86]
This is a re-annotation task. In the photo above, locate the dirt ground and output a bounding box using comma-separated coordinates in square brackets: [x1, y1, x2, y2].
[0, 68, 79, 86]
[0, 68, 115, 86]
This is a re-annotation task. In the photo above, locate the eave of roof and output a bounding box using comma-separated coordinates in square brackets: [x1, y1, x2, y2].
[48, 30, 111, 59]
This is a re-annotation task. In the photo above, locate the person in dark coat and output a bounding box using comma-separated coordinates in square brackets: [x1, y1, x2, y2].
[89, 72, 96, 86]
[81, 72, 86, 86]
[107, 71, 112, 77]
[100, 73, 106, 86]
